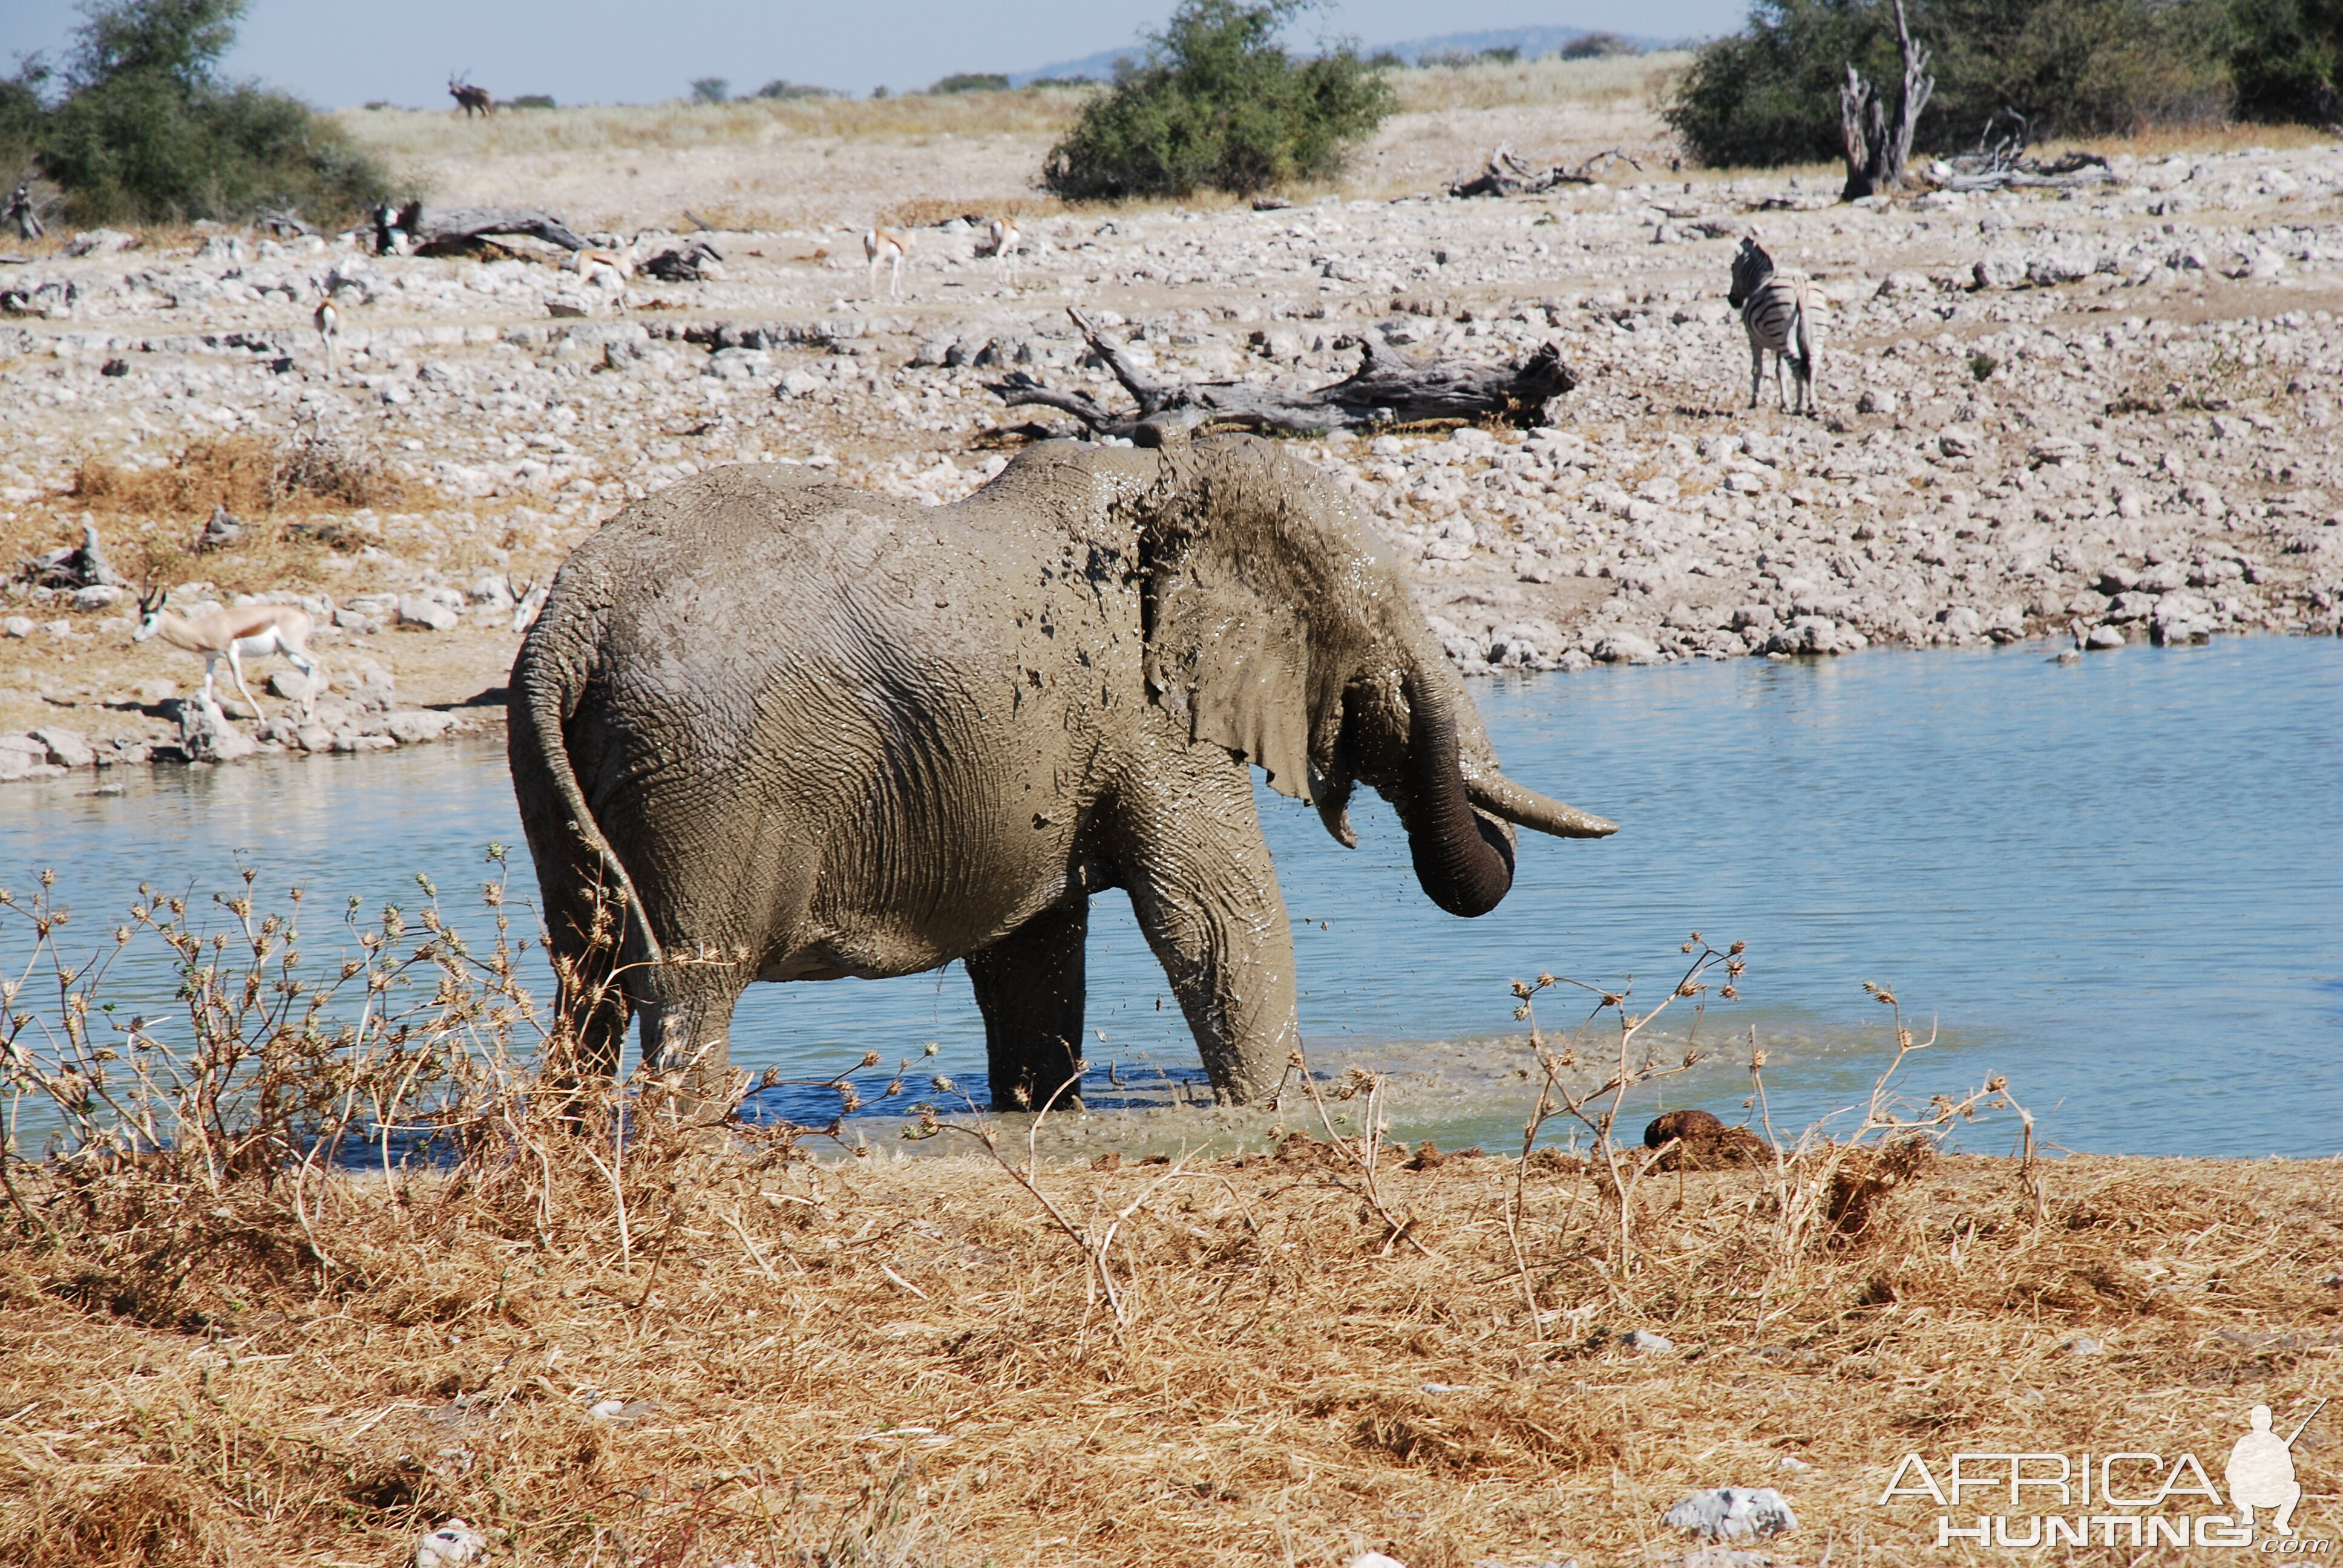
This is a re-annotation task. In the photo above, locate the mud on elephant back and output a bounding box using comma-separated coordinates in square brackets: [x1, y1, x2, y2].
[508, 433, 1616, 1119]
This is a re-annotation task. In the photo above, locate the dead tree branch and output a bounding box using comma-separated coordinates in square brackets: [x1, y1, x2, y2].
[393, 201, 589, 255]
[1449, 143, 1642, 198]
[988, 307, 1577, 440]
[1924, 116, 2116, 192]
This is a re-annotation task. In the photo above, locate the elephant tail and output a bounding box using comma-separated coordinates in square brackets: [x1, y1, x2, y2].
[509, 624, 667, 970]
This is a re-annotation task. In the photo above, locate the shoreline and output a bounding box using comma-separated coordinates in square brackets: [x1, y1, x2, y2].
[3, 614, 2332, 786]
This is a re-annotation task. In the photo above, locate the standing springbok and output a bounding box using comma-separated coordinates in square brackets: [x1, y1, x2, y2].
[133, 587, 326, 716]
[983, 217, 1021, 286]
[314, 298, 339, 373]
[863, 226, 909, 299]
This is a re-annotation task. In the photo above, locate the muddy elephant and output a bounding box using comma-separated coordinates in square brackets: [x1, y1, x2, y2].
[509, 433, 1614, 1114]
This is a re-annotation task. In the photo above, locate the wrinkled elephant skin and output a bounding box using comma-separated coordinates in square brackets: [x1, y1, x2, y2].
[510, 436, 1614, 1114]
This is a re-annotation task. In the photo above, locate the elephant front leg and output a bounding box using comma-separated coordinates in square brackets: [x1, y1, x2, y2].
[1121, 765, 1300, 1106]
[966, 901, 1087, 1112]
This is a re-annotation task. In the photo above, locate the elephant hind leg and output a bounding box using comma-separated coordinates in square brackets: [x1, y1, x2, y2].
[966, 901, 1088, 1113]
[545, 882, 635, 1087]
[636, 967, 747, 1127]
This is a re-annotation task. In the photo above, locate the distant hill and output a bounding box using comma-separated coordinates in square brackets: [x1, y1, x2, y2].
[1008, 24, 1677, 86]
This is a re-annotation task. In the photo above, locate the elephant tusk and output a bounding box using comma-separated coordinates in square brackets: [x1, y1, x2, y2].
[1468, 774, 1619, 839]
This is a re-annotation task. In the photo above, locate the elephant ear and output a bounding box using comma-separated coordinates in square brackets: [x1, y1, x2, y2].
[1140, 443, 1362, 805]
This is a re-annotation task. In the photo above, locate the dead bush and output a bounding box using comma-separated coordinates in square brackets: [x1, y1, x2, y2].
[68, 431, 401, 523]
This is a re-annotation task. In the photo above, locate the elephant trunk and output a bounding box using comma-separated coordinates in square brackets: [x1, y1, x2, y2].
[1401, 666, 1517, 918]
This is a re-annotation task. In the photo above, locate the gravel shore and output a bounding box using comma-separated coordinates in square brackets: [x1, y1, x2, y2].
[4, 117, 2341, 780]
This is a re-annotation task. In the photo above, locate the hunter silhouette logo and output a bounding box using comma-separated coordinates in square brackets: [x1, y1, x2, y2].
[2228, 1402, 2319, 1537]
[1879, 1399, 2330, 1550]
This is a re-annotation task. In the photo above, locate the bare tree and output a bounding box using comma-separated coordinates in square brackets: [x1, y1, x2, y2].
[1840, 0, 1933, 200]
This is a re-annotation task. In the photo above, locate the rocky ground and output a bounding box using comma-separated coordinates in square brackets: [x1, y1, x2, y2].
[5, 93, 2342, 785]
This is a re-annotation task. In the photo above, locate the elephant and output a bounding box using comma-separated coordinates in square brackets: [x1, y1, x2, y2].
[508, 433, 1616, 1116]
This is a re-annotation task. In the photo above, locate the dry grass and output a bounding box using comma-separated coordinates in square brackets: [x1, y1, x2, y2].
[68, 433, 401, 524]
[1, 879, 2337, 1566]
[4, 431, 407, 598]
[1389, 51, 1696, 116]
[333, 59, 1700, 171]
[337, 90, 1096, 166]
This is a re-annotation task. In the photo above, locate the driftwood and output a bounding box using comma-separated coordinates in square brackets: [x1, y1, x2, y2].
[19, 520, 130, 590]
[1927, 119, 2115, 192]
[388, 201, 588, 255]
[255, 207, 316, 238]
[987, 307, 1577, 440]
[641, 238, 723, 281]
[1448, 143, 1640, 198]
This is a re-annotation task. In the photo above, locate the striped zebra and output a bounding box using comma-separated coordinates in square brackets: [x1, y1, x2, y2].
[1728, 234, 1818, 414]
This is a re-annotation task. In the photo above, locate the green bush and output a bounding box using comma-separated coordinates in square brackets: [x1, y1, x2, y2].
[1665, 0, 2232, 169]
[1, 62, 49, 180]
[2231, 0, 2343, 120]
[1043, 0, 1396, 200]
[931, 73, 1012, 94]
[11, 0, 392, 227]
[689, 77, 729, 104]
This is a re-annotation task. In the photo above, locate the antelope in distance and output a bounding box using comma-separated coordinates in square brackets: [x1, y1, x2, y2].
[1728, 231, 1819, 414]
[982, 216, 1021, 285]
[448, 73, 495, 118]
[314, 298, 339, 372]
[864, 226, 909, 299]
[134, 587, 326, 717]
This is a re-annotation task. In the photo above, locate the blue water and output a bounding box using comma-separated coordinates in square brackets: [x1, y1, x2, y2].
[6, 635, 2339, 1157]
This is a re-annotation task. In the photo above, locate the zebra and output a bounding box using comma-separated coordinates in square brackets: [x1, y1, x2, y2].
[1728, 233, 1818, 414]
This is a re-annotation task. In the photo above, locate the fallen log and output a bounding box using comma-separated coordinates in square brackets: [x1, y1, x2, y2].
[1931, 150, 2116, 192]
[391, 202, 589, 255]
[1447, 143, 1640, 198]
[987, 307, 1577, 440]
[255, 207, 316, 238]
[19, 520, 130, 590]
[1922, 117, 2117, 194]
[641, 238, 723, 281]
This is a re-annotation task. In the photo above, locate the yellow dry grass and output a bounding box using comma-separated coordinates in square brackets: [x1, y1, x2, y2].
[2, 433, 408, 601]
[1389, 51, 1697, 116]
[333, 56, 1700, 174]
[2, 1142, 2336, 1567]
[336, 89, 1097, 166]
[0, 762, 2332, 1568]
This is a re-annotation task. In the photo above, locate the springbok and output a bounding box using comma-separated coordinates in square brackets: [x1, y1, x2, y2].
[133, 587, 326, 716]
[314, 298, 339, 372]
[983, 217, 1021, 286]
[863, 227, 909, 299]
[568, 246, 635, 296]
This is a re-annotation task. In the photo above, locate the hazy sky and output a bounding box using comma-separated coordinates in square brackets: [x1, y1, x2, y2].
[2, 0, 1740, 109]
